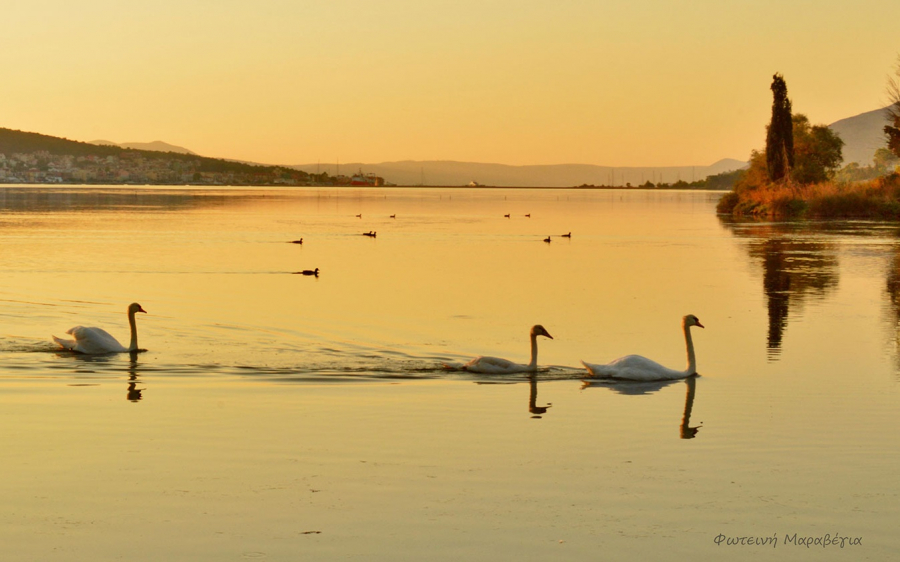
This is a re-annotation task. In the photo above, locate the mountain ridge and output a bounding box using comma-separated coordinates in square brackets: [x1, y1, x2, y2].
[287, 158, 747, 187]
[827, 107, 890, 165]
[90, 139, 197, 155]
[2, 104, 892, 186]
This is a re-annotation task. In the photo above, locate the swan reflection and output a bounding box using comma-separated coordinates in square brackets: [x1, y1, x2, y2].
[527, 374, 551, 418]
[55, 348, 146, 402]
[126, 351, 144, 402]
[581, 376, 701, 439]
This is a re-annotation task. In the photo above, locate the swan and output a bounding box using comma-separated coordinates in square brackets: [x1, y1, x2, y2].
[582, 315, 704, 381]
[459, 325, 553, 374]
[53, 302, 147, 354]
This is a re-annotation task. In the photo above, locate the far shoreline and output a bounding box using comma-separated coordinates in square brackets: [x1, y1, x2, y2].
[0, 182, 730, 192]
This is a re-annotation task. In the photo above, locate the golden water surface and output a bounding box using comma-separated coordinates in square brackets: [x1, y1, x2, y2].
[0, 186, 897, 560]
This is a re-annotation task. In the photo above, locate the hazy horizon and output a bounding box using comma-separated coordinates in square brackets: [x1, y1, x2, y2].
[4, 1, 899, 167]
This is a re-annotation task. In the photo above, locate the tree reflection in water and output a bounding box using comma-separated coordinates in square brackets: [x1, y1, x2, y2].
[883, 249, 900, 371]
[721, 219, 839, 360]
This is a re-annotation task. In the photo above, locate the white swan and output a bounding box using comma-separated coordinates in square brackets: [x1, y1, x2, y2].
[53, 303, 147, 354]
[582, 315, 704, 381]
[460, 324, 553, 374]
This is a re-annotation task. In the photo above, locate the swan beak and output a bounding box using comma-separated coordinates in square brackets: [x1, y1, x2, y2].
[696, 321, 704, 328]
[138, 306, 147, 314]
[546, 333, 554, 339]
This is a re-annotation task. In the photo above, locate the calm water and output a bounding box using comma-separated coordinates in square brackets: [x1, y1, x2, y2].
[0, 186, 897, 561]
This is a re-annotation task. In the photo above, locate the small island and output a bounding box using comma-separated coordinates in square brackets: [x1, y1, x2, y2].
[717, 66, 900, 219]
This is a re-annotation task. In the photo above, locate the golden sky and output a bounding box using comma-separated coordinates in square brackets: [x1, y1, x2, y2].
[3, 0, 898, 167]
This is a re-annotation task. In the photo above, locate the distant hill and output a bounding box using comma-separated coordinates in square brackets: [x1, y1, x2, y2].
[291, 158, 748, 187]
[829, 107, 890, 165]
[90, 139, 197, 155]
[0, 127, 281, 175]
[8, 109, 892, 186]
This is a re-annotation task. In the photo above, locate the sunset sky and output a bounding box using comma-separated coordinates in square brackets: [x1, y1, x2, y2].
[3, 0, 898, 167]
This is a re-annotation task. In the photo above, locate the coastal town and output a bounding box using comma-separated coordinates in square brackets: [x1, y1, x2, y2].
[0, 149, 388, 187]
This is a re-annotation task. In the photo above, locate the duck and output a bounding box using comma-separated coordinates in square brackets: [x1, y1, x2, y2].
[504, 213, 510, 218]
[582, 315, 704, 381]
[294, 268, 319, 276]
[390, 214, 396, 219]
[458, 325, 553, 374]
[543, 236, 551, 243]
[363, 231, 377, 238]
[53, 302, 147, 354]
[355, 214, 362, 218]
[561, 232, 571, 238]
[525, 214, 531, 218]
[289, 238, 303, 244]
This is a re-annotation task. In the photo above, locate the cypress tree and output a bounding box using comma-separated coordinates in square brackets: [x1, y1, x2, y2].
[766, 73, 794, 182]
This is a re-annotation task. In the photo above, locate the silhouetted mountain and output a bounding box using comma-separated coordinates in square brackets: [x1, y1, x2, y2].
[291, 158, 748, 187]
[90, 139, 197, 155]
[0, 127, 291, 175]
[829, 107, 890, 165]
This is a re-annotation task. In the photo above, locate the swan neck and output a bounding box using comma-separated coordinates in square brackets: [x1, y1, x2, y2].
[128, 309, 138, 351]
[684, 323, 696, 374]
[528, 332, 538, 369]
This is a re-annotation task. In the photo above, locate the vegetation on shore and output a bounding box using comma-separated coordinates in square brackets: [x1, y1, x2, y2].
[575, 169, 741, 191]
[718, 64, 900, 219]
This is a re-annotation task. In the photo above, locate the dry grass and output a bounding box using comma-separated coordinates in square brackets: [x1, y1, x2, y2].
[718, 173, 900, 219]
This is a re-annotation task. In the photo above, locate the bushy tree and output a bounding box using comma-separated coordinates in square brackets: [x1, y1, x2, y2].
[790, 114, 844, 184]
[874, 147, 899, 171]
[766, 73, 794, 182]
[887, 57, 900, 159]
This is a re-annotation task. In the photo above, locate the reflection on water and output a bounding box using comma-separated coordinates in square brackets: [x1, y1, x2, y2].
[755, 237, 838, 358]
[884, 249, 900, 371]
[527, 374, 551, 418]
[722, 219, 843, 360]
[127, 351, 144, 402]
[581, 376, 701, 439]
[51, 348, 147, 402]
[680, 376, 700, 439]
[4, 188, 900, 559]
[0, 186, 267, 214]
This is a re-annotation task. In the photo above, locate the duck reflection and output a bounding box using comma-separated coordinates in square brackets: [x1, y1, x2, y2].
[581, 376, 701, 439]
[720, 219, 838, 359]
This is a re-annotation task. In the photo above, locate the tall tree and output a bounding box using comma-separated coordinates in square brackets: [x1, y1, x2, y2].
[886, 56, 900, 159]
[766, 73, 794, 182]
